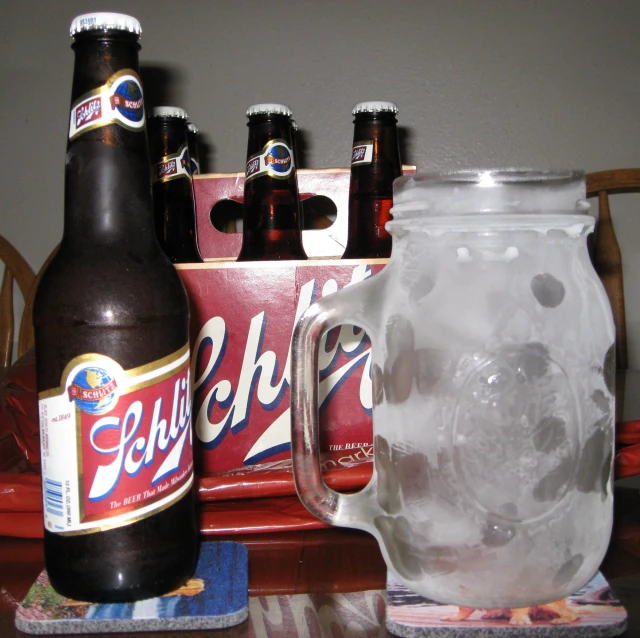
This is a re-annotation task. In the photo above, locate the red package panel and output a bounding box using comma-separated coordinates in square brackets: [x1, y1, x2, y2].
[193, 169, 352, 260]
[200, 497, 330, 535]
[179, 261, 384, 475]
[193, 166, 417, 260]
[197, 457, 373, 501]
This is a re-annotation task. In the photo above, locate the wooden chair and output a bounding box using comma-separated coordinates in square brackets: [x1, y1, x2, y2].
[586, 169, 640, 372]
[0, 235, 35, 379]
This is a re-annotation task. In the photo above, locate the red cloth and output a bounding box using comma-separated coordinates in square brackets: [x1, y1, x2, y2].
[617, 419, 640, 446]
[0, 349, 39, 474]
[616, 443, 640, 479]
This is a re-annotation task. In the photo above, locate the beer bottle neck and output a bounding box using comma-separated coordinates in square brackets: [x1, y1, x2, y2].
[238, 113, 307, 261]
[148, 117, 201, 263]
[343, 112, 402, 259]
[148, 117, 192, 187]
[351, 112, 401, 192]
[64, 31, 156, 252]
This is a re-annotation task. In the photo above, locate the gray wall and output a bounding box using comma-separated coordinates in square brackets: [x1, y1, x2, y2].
[2, 1, 640, 363]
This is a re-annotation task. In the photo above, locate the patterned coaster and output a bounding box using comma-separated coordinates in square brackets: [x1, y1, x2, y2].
[386, 571, 627, 637]
[15, 541, 248, 635]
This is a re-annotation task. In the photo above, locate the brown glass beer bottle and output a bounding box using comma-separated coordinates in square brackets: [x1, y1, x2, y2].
[237, 103, 307, 261]
[148, 107, 202, 263]
[33, 13, 198, 602]
[187, 122, 200, 176]
[341, 101, 402, 259]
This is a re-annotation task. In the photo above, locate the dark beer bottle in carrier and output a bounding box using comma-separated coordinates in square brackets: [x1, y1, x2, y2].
[187, 122, 200, 176]
[33, 13, 198, 602]
[341, 101, 402, 259]
[237, 103, 307, 261]
[148, 107, 202, 263]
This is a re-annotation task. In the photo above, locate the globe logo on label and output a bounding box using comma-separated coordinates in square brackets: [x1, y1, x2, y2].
[264, 142, 292, 176]
[109, 78, 144, 123]
[67, 366, 118, 415]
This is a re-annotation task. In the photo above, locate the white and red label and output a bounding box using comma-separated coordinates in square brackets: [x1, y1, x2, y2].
[69, 69, 146, 140]
[38, 345, 193, 535]
[153, 143, 191, 183]
[351, 140, 374, 166]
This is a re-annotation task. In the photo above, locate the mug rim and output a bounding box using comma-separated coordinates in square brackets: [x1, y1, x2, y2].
[394, 169, 585, 190]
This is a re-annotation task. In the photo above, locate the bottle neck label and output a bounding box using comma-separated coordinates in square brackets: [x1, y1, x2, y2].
[351, 140, 374, 166]
[190, 156, 200, 176]
[69, 69, 145, 141]
[38, 344, 194, 536]
[246, 139, 294, 182]
[152, 143, 192, 184]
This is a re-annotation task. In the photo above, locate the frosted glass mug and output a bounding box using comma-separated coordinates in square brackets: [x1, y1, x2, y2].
[291, 170, 615, 608]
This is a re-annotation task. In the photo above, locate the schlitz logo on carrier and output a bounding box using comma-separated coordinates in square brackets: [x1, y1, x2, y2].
[153, 143, 191, 183]
[245, 139, 294, 182]
[351, 140, 374, 166]
[69, 69, 145, 140]
[189, 264, 378, 473]
[38, 345, 194, 535]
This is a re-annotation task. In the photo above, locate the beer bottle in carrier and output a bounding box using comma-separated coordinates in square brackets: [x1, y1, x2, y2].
[33, 13, 198, 602]
[148, 107, 202, 263]
[187, 122, 200, 176]
[237, 103, 307, 261]
[341, 101, 402, 259]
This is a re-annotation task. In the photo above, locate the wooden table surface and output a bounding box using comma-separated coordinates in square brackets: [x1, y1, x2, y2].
[2, 486, 640, 637]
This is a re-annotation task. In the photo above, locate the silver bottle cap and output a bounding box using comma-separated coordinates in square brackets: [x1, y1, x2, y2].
[70, 13, 142, 37]
[352, 101, 398, 115]
[187, 123, 199, 134]
[246, 103, 292, 118]
[150, 107, 189, 120]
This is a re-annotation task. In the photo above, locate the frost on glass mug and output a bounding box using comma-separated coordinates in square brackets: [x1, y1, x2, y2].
[291, 170, 615, 609]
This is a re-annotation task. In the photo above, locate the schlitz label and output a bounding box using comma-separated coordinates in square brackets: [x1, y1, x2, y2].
[153, 143, 191, 183]
[38, 345, 193, 535]
[351, 140, 374, 166]
[245, 139, 294, 182]
[69, 69, 145, 140]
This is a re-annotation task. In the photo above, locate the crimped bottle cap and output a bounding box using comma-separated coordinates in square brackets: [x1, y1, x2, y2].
[352, 101, 398, 115]
[246, 103, 292, 118]
[70, 13, 142, 37]
[187, 123, 199, 134]
[150, 107, 189, 120]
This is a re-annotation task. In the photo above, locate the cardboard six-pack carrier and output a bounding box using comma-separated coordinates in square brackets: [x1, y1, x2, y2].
[179, 167, 413, 478]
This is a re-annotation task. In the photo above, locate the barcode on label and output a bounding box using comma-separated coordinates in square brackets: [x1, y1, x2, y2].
[44, 478, 63, 517]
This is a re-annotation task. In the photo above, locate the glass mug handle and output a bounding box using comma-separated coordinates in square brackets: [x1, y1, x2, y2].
[291, 275, 382, 530]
